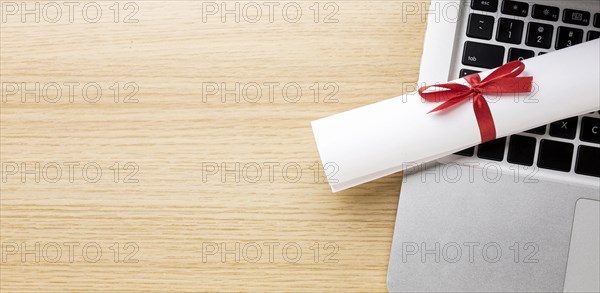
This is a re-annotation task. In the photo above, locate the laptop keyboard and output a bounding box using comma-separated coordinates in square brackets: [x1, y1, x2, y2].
[454, 0, 600, 178]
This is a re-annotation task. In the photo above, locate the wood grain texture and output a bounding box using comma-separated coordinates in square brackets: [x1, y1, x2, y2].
[1, 1, 428, 291]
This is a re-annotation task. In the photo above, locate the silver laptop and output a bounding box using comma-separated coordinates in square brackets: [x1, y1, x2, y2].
[387, 0, 600, 292]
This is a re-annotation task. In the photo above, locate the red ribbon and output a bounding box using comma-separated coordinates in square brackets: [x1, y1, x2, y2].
[418, 61, 533, 143]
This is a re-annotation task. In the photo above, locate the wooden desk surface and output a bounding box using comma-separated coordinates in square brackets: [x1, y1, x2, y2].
[1, 1, 428, 291]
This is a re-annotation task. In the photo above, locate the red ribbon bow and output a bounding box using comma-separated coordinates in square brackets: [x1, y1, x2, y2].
[418, 61, 533, 143]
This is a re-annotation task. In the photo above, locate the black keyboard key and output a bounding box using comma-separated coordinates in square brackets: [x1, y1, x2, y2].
[595, 13, 600, 28]
[588, 31, 600, 41]
[532, 4, 559, 22]
[459, 69, 480, 78]
[525, 22, 554, 49]
[538, 52, 547, 56]
[507, 135, 537, 166]
[550, 117, 578, 139]
[471, 0, 498, 12]
[508, 48, 534, 62]
[575, 146, 600, 177]
[501, 0, 528, 17]
[525, 125, 546, 135]
[537, 139, 574, 172]
[467, 13, 495, 40]
[455, 147, 475, 157]
[477, 137, 507, 161]
[556, 26, 583, 50]
[563, 9, 591, 26]
[496, 18, 524, 44]
[580, 117, 600, 143]
[462, 41, 505, 69]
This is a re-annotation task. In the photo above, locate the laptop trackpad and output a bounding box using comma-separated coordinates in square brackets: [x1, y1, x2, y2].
[563, 199, 600, 293]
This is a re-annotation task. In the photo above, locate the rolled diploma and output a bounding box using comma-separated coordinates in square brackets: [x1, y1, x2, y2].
[312, 39, 600, 192]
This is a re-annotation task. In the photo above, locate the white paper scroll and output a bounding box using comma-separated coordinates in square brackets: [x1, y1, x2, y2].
[312, 39, 600, 192]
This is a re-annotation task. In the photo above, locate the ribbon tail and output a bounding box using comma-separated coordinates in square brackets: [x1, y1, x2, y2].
[427, 94, 472, 113]
[473, 94, 496, 143]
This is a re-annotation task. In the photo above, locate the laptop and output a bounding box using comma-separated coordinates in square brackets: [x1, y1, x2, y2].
[387, 0, 600, 292]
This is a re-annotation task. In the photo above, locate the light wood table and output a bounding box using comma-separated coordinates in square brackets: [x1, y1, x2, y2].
[1, 1, 428, 291]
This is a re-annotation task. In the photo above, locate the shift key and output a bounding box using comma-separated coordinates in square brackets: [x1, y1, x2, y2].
[462, 41, 505, 69]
